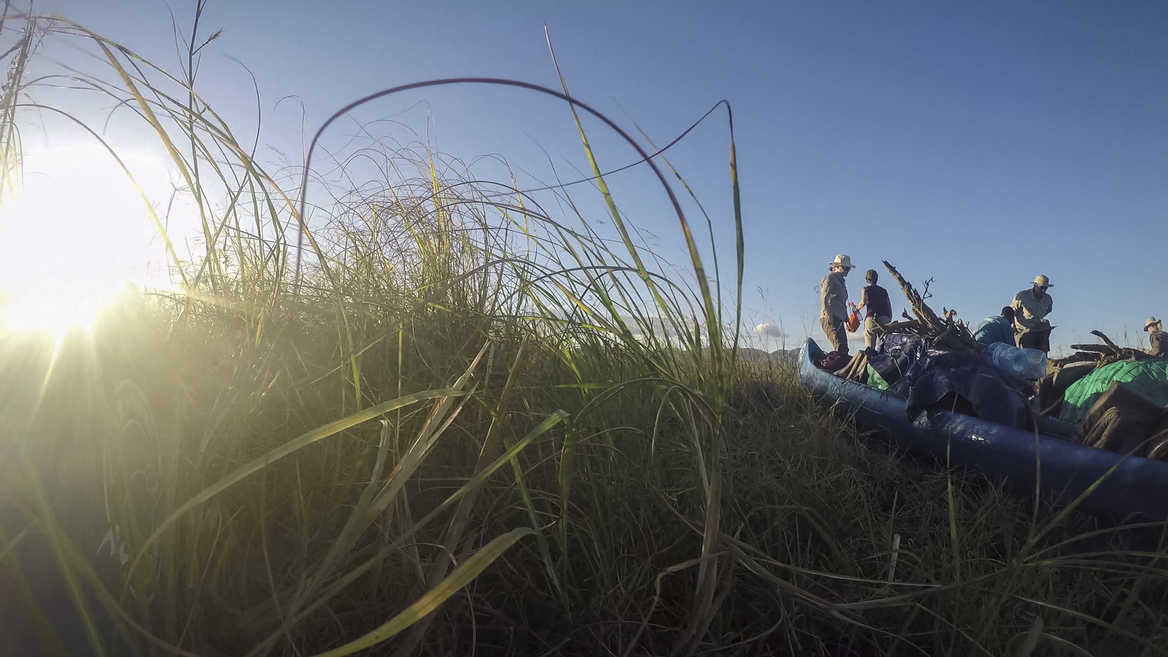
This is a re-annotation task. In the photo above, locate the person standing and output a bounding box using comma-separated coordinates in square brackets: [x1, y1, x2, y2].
[854, 268, 892, 350]
[1146, 317, 1167, 357]
[1011, 275, 1054, 352]
[820, 254, 854, 356]
[973, 306, 1016, 346]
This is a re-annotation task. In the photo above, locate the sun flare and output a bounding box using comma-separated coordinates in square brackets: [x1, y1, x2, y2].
[0, 144, 176, 334]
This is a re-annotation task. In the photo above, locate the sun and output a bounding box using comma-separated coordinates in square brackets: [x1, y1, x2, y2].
[0, 144, 176, 334]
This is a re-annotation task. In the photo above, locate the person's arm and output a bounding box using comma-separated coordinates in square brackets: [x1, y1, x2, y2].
[855, 286, 868, 312]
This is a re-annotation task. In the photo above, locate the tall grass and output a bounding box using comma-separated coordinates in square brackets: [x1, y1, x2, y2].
[1, 5, 1167, 656]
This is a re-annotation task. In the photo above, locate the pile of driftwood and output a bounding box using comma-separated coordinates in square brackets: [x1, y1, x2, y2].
[831, 260, 977, 381]
[1039, 334, 1168, 460]
[876, 260, 980, 351]
[1037, 330, 1157, 417]
[1051, 330, 1155, 368]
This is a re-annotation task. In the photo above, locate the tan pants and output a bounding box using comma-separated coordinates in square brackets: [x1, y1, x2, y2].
[821, 314, 848, 356]
[864, 315, 891, 349]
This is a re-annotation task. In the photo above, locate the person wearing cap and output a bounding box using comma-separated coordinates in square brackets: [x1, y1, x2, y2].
[973, 306, 1016, 347]
[1011, 274, 1054, 352]
[819, 254, 853, 356]
[1145, 317, 1167, 358]
[854, 268, 892, 350]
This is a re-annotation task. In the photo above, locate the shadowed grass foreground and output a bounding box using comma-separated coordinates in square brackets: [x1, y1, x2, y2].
[1, 6, 1167, 657]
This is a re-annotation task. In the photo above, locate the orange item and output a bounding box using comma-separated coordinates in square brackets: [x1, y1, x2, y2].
[846, 303, 861, 333]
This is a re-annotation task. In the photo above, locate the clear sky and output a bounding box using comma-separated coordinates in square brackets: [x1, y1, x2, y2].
[32, 0, 1168, 353]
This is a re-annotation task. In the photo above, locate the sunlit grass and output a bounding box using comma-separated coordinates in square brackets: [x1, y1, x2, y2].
[0, 5, 1166, 657]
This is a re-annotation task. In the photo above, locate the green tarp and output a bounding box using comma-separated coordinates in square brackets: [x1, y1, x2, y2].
[1059, 359, 1168, 424]
[866, 364, 890, 391]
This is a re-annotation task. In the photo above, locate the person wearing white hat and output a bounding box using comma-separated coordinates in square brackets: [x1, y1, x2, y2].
[1011, 274, 1054, 352]
[1145, 317, 1166, 358]
[819, 254, 854, 355]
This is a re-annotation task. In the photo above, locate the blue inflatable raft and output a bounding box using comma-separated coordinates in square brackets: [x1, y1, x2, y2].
[798, 338, 1168, 517]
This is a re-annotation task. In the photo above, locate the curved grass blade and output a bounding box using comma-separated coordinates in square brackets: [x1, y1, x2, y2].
[246, 410, 569, 657]
[124, 387, 460, 588]
[18, 449, 108, 657]
[1008, 614, 1043, 657]
[309, 527, 535, 657]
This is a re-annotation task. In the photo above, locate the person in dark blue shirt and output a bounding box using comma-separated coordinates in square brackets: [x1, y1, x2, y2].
[855, 269, 892, 350]
[974, 306, 1016, 346]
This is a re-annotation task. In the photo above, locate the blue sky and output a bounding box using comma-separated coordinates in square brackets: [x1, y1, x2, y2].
[36, 0, 1168, 353]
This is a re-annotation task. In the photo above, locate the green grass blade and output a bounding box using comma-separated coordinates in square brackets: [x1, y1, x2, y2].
[19, 450, 108, 657]
[1008, 614, 1043, 657]
[308, 527, 535, 657]
[946, 437, 961, 582]
[505, 432, 568, 608]
[124, 387, 460, 587]
[245, 410, 569, 657]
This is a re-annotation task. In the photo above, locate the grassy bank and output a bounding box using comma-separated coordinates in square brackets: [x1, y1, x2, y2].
[1, 7, 1167, 657]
